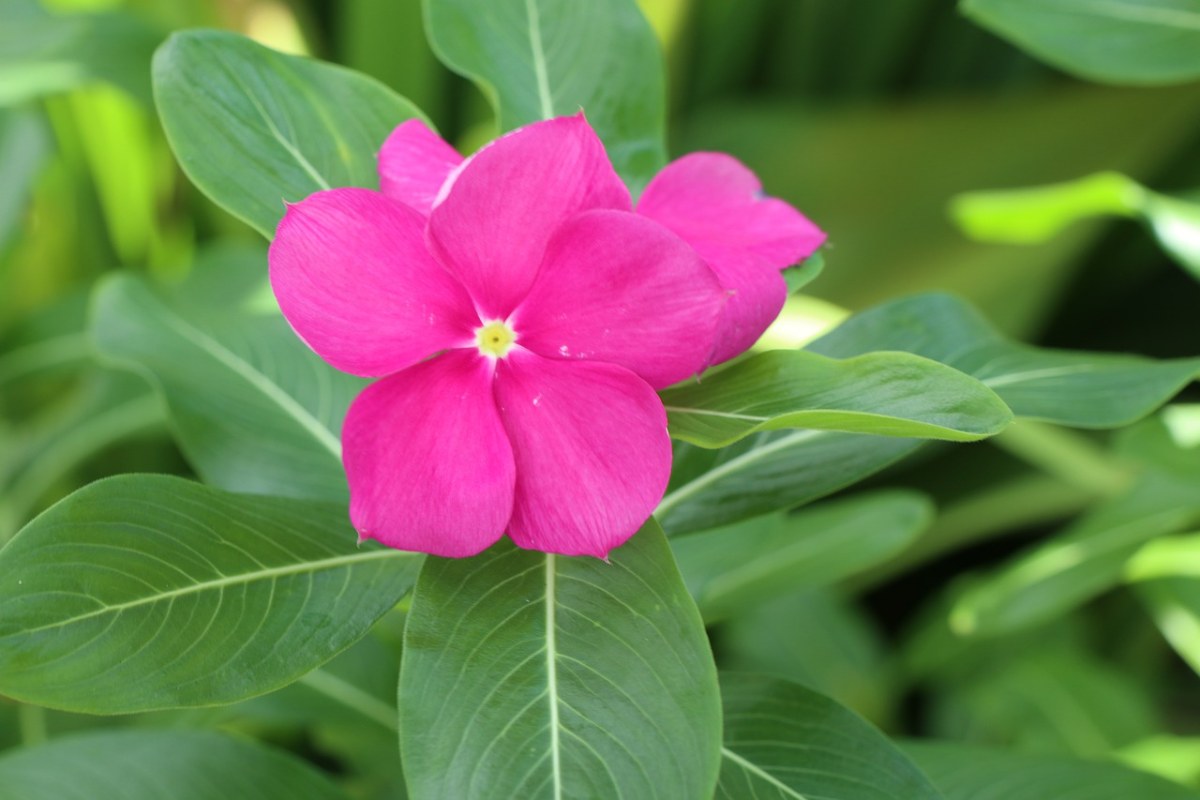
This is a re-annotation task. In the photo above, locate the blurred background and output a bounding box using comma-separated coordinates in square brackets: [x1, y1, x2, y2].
[3, 0, 1199, 791]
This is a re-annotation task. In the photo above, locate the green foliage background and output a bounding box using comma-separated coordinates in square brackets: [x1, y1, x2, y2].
[2, 0, 1200, 797]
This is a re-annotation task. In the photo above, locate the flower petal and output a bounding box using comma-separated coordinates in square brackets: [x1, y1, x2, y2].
[494, 350, 670, 558]
[378, 119, 463, 217]
[344, 350, 514, 557]
[638, 153, 825, 267]
[704, 247, 788, 365]
[514, 209, 725, 389]
[638, 154, 826, 364]
[270, 188, 478, 377]
[427, 114, 631, 320]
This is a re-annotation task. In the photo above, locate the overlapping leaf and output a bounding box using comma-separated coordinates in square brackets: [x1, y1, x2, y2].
[0, 474, 419, 713]
[0, 729, 350, 800]
[424, 0, 666, 186]
[663, 350, 1011, 448]
[674, 490, 932, 622]
[718, 674, 943, 799]
[92, 273, 361, 502]
[153, 29, 422, 236]
[661, 292, 1197, 534]
[399, 522, 721, 799]
[906, 741, 1200, 800]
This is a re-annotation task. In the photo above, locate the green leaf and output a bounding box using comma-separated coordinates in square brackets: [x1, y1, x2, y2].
[659, 433, 918, 535]
[152, 29, 423, 237]
[962, 0, 1200, 85]
[91, 273, 362, 502]
[660, 291, 1198, 535]
[399, 521, 721, 799]
[674, 491, 932, 622]
[905, 741, 1200, 800]
[0, 474, 419, 713]
[424, 0, 666, 187]
[782, 252, 824, 294]
[0, 729, 351, 800]
[0, 1, 160, 106]
[951, 171, 1200, 281]
[717, 589, 894, 726]
[0, 108, 49, 253]
[663, 350, 1012, 448]
[949, 474, 1200, 637]
[809, 292, 1200, 429]
[1139, 575, 1200, 677]
[718, 674, 943, 799]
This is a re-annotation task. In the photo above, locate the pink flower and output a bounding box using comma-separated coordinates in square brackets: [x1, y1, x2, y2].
[269, 114, 727, 558]
[638, 155, 827, 364]
[378, 117, 826, 367]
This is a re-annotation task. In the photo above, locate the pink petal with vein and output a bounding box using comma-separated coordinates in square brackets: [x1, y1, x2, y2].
[378, 119, 463, 217]
[494, 350, 670, 558]
[638, 153, 826, 364]
[515, 209, 725, 388]
[344, 350, 514, 557]
[270, 188, 478, 377]
[427, 114, 631, 319]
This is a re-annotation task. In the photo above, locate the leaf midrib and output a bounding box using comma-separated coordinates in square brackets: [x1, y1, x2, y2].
[7, 548, 405, 638]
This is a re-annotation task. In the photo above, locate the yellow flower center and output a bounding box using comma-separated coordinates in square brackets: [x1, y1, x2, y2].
[475, 320, 516, 358]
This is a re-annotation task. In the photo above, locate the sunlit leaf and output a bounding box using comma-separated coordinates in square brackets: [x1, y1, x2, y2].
[962, 0, 1200, 85]
[91, 273, 362, 502]
[663, 350, 1012, 448]
[424, 0, 666, 187]
[906, 741, 1200, 800]
[399, 521, 721, 799]
[949, 474, 1200, 637]
[0, 474, 419, 713]
[0, 729, 351, 800]
[153, 29, 422, 237]
[717, 674, 943, 799]
[674, 490, 932, 622]
[951, 171, 1200, 281]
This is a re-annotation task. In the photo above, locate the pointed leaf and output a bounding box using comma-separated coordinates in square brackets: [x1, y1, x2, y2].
[663, 350, 1012, 448]
[153, 29, 423, 237]
[718, 674, 943, 799]
[0, 474, 419, 713]
[424, 0, 666, 187]
[809, 292, 1200, 429]
[399, 521, 721, 799]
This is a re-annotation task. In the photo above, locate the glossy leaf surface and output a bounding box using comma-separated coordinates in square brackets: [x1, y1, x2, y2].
[0, 475, 419, 712]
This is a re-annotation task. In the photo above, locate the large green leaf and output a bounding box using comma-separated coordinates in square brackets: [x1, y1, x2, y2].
[153, 29, 422, 237]
[905, 741, 1200, 800]
[424, 0, 666, 186]
[663, 350, 1012, 448]
[91, 273, 362, 502]
[962, 0, 1200, 85]
[0, 474, 419, 713]
[809, 292, 1200, 429]
[399, 521, 721, 799]
[0, 729, 350, 800]
[674, 490, 932, 622]
[717, 674, 943, 799]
